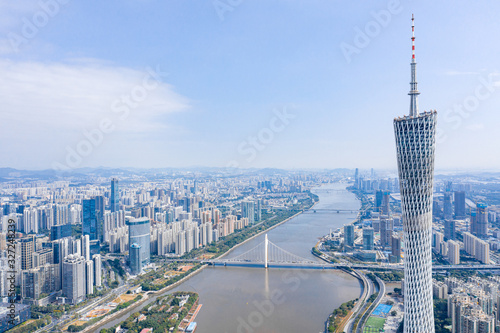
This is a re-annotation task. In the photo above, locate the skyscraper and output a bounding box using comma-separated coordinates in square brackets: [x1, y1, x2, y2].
[95, 196, 104, 242]
[343, 224, 355, 248]
[380, 217, 393, 248]
[21, 269, 41, 300]
[447, 240, 460, 265]
[110, 178, 119, 213]
[53, 204, 69, 226]
[444, 219, 456, 241]
[363, 227, 374, 250]
[129, 243, 141, 275]
[50, 224, 72, 241]
[83, 196, 104, 242]
[93, 254, 102, 287]
[443, 192, 453, 220]
[445, 181, 453, 192]
[393, 15, 436, 332]
[475, 203, 488, 238]
[81, 235, 90, 260]
[454, 191, 466, 219]
[256, 199, 262, 222]
[83, 198, 97, 241]
[391, 236, 402, 263]
[381, 191, 391, 216]
[52, 236, 71, 287]
[375, 190, 383, 212]
[19, 236, 35, 270]
[127, 217, 151, 269]
[85, 260, 94, 295]
[241, 201, 255, 225]
[62, 254, 86, 304]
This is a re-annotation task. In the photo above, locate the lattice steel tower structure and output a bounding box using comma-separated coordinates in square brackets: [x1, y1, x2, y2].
[394, 15, 436, 333]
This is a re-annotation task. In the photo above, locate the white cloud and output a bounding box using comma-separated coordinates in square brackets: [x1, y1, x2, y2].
[0, 59, 188, 129]
[0, 59, 190, 169]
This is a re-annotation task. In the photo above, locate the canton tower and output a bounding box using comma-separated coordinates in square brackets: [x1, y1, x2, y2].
[394, 15, 436, 333]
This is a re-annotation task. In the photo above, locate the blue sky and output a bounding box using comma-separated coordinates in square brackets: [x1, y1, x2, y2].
[1, 0, 500, 170]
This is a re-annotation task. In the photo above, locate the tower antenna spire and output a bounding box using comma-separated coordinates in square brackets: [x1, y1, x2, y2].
[409, 14, 420, 117]
[411, 14, 416, 62]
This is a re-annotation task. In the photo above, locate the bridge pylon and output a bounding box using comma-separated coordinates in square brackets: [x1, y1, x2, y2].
[264, 234, 268, 269]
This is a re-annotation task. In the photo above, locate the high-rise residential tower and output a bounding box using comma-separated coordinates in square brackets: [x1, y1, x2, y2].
[62, 254, 86, 304]
[19, 236, 35, 270]
[81, 234, 90, 260]
[393, 15, 436, 332]
[92, 254, 102, 287]
[241, 201, 255, 225]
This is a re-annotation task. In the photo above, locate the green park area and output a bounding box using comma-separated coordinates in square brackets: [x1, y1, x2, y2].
[363, 316, 385, 332]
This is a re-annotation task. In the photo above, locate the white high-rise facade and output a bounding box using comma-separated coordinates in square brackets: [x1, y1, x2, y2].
[447, 240, 460, 265]
[93, 254, 102, 287]
[85, 260, 94, 295]
[394, 15, 436, 333]
[62, 254, 86, 304]
[82, 234, 90, 260]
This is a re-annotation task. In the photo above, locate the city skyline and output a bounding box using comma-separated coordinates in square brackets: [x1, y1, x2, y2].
[1, 1, 500, 170]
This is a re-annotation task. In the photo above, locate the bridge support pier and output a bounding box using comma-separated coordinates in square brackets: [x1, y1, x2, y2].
[264, 234, 268, 269]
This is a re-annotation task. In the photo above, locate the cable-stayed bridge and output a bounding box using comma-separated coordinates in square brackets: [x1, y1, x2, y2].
[211, 234, 319, 268]
[301, 208, 359, 214]
[164, 235, 500, 271]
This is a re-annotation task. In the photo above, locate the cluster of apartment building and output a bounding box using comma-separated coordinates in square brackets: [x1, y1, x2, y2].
[0, 173, 311, 311]
[433, 275, 500, 332]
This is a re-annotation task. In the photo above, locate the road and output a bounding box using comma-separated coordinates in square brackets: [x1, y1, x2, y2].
[35, 282, 133, 332]
[342, 270, 369, 332]
[358, 276, 386, 333]
[345, 271, 374, 333]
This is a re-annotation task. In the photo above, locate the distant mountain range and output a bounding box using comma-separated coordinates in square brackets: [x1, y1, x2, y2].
[0, 167, 497, 182]
[0, 166, 338, 181]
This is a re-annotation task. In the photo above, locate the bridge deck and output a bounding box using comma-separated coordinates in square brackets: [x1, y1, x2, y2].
[167, 236, 500, 271]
